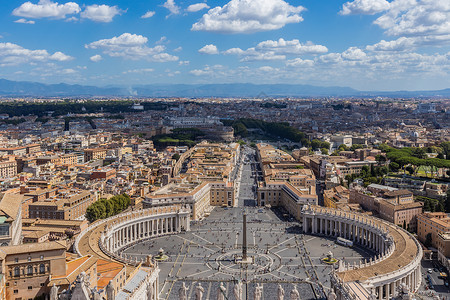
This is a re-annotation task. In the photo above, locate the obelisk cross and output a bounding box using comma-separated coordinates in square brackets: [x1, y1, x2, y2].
[243, 213, 247, 260]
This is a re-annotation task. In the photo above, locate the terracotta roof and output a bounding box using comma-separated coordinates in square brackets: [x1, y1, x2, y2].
[0, 193, 23, 221]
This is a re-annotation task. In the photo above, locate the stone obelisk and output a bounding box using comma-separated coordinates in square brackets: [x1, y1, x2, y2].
[243, 213, 247, 260]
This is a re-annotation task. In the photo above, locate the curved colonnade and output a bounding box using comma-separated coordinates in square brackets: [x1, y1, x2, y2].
[74, 206, 190, 300]
[75, 205, 190, 264]
[302, 205, 422, 300]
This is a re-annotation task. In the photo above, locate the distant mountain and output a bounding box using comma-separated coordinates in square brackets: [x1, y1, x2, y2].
[0, 78, 449, 98]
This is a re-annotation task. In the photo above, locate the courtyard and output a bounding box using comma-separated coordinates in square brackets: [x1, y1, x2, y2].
[122, 206, 374, 299]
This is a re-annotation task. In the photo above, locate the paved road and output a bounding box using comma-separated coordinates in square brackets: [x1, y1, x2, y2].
[236, 147, 258, 207]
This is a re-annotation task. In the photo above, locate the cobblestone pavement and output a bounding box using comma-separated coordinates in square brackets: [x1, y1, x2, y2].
[123, 206, 374, 300]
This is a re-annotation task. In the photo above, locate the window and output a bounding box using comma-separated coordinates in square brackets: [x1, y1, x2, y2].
[27, 265, 33, 275]
[13, 290, 18, 294]
[14, 258, 18, 263]
[14, 267, 19, 277]
[27, 256, 31, 262]
[28, 286, 32, 290]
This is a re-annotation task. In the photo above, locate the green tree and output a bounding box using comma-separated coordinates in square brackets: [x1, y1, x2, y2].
[338, 144, 349, 152]
[172, 153, 181, 161]
[321, 148, 329, 155]
[389, 162, 400, 172]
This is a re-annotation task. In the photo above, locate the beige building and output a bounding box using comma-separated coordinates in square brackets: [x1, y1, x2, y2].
[437, 232, 450, 272]
[0, 241, 66, 300]
[350, 187, 422, 231]
[144, 181, 212, 220]
[417, 212, 450, 249]
[324, 185, 350, 209]
[28, 190, 97, 220]
[83, 148, 107, 162]
[0, 160, 17, 179]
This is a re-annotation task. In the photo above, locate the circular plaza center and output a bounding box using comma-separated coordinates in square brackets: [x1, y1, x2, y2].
[121, 206, 375, 299]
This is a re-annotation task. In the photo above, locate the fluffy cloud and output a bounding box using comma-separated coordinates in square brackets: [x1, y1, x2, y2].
[14, 18, 35, 24]
[163, 0, 180, 16]
[255, 39, 328, 55]
[374, 0, 450, 39]
[186, 3, 210, 12]
[89, 54, 102, 62]
[342, 0, 450, 48]
[80, 5, 123, 22]
[141, 11, 155, 19]
[85, 33, 178, 62]
[198, 44, 219, 54]
[285, 58, 314, 67]
[224, 38, 327, 61]
[0, 42, 73, 66]
[12, 0, 81, 19]
[191, 0, 305, 33]
[366, 37, 415, 51]
[340, 0, 390, 15]
[49, 51, 73, 61]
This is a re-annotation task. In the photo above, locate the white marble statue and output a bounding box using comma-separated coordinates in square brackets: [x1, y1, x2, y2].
[254, 283, 263, 300]
[278, 284, 285, 300]
[50, 284, 59, 300]
[217, 282, 227, 300]
[195, 283, 205, 300]
[290, 285, 300, 300]
[328, 290, 337, 300]
[233, 281, 243, 300]
[179, 282, 188, 300]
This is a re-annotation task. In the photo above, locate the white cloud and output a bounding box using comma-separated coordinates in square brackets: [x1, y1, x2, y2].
[12, 0, 80, 19]
[179, 60, 189, 65]
[191, 0, 305, 34]
[14, 18, 35, 24]
[90, 54, 102, 62]
[61, 68, 76, 74]
[0, 42, 72, 66]
[286, 58, 314, 67]
[255, 38, 328, 55]
[85, 33, 178, 62]
[340, 0, 390, 15]
[198, 44, 219, 54]
[341, 47, 367, 61]
[156, 36, 167, 44]
[81, 5, 123, 23]
[163, 0, 180, 16]
[340, 0, 450, 49]
[186, 3, 210, 12]
[173, 46, 183, 52]
[141, 11, 155, 19]
[224, 38, 327, 61]
[49, 51, 73, 61]
[123, 68, 154, 74]
[366, 37, 415, 51]
[374, 0, 450, 39]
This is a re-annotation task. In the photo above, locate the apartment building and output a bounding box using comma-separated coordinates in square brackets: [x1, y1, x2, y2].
[83, 148, 107, 162]
[28, 190, 97, 220]
[0, 160, 17, 179]
[417, 212, 450, 249]
[350, 187, 422, 231]
[0, 241, 66, 300]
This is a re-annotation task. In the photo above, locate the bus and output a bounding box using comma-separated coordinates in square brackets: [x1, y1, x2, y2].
[336, 237, 353, 247]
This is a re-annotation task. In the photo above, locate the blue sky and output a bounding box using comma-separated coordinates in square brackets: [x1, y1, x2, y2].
[0, 0, 449, 91]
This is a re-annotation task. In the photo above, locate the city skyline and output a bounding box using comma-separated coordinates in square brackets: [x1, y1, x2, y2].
[0, 0, 449, 91]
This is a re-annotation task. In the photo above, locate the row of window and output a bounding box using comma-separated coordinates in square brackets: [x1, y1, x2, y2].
[12, 264, 47, 277]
